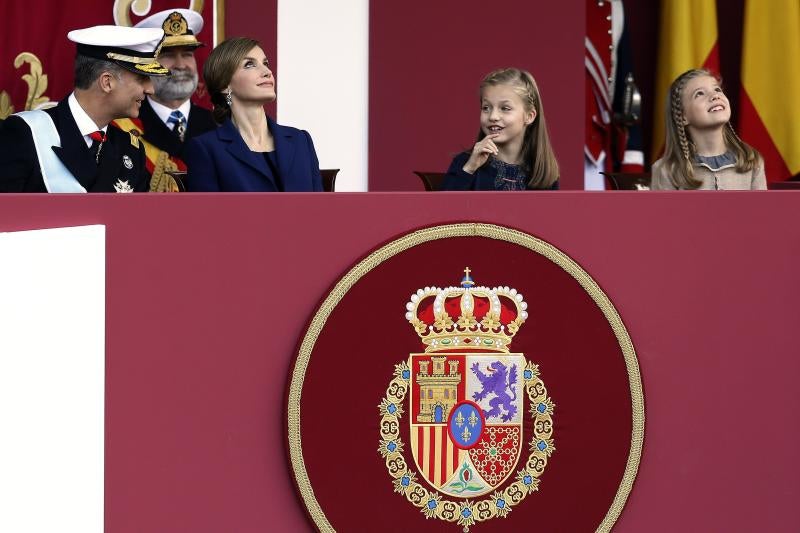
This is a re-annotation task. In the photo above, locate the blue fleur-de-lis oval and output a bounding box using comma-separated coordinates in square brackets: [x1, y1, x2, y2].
[447, 401, 484, 449]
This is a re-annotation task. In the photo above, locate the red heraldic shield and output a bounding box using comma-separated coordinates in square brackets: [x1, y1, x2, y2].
[410, 353, 527, 497]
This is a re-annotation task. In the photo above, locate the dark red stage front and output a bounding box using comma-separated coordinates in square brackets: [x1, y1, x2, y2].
[0, 191, 798, 532]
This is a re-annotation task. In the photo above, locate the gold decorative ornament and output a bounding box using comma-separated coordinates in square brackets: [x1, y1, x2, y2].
[105, 52, 161, 65]
[133, 61, 170, 76]
[105, 37, 167, 75]
[163, 11, 189, 36]
[0, 52, 54, 118]
[0, 91, 12, 120]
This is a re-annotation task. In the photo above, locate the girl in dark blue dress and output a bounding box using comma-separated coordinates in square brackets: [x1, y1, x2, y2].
[442, 68, 560, 191]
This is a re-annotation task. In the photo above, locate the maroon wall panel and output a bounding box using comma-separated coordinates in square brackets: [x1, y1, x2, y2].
[369, 1, 584, 190]
[225, 0, 279, 118]
[0, 191, 799, 532]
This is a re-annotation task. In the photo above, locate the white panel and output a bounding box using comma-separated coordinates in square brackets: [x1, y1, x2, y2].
[0, 225, 105, 533]
[277, 0, 369, 191]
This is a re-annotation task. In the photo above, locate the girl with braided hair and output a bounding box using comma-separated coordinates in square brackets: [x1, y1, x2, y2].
[651, 68, 766, 190]
[442, 68, 560, 190]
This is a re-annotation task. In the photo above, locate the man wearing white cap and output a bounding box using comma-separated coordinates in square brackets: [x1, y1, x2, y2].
[0, 25, 169, 193]
[115, 9, 216, 191]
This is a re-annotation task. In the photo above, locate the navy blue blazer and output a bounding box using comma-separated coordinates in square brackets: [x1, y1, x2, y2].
[185, 116, 322, 191]
[441, 152, 559, 190]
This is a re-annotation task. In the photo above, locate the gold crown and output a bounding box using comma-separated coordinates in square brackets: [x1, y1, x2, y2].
[405, 268, 528, 353]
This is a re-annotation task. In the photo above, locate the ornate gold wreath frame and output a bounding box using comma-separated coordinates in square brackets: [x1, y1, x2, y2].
[287, 223, 645, 532]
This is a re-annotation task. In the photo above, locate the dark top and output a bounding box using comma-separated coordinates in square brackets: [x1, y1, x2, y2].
[185, 116, 323, 192]
[262, 151, 283, 191]
[0, 98, 149, 192]
[441, 151, 559, 191]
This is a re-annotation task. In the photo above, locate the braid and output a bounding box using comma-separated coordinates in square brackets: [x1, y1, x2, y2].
[669, 78, 697, 188]
[671, 89, 692, 164]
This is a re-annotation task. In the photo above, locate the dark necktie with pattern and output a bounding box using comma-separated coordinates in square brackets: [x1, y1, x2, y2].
[167, 110, 187, 142]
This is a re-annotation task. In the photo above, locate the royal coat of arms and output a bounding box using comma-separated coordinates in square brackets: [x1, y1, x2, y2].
[378, 269, 555, 530]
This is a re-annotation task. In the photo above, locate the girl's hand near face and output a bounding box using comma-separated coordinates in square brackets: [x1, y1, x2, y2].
[462, 134, 500, 174]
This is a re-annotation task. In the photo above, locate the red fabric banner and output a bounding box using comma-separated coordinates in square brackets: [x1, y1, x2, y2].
[739, 0, 800, 181]
[0, 0, 218, 118]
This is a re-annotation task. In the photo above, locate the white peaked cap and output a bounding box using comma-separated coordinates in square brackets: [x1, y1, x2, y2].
[134, 9, 204, 48]
[68, 26, 169, 76]
[68, 26, 165, 53]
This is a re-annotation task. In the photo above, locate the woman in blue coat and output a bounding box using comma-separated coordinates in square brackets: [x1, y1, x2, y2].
[185, 37, 322, 191]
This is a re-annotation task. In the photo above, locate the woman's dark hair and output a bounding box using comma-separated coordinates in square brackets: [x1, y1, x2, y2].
[203, 37, 261, 124]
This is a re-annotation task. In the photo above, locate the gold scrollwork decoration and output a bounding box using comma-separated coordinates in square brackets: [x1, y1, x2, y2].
[0, 52, 54, 118]
[15, 52, 52, 111]
[113, 0, 204, 26]
[0, 91, 12, 119]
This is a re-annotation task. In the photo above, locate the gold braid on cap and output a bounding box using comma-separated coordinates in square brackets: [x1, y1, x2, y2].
[105, 35, 164, 65]
[106, 52, 156, 64]
[134, 62, 170, 75]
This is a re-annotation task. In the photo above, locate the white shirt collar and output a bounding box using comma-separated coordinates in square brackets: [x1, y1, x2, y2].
[68, 92, 106, 148]
[147, 97, 192, 129]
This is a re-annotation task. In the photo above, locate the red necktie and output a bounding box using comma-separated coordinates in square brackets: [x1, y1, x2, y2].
[88, 131, 106, 163]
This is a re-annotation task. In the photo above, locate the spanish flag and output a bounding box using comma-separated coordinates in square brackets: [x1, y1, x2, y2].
[739, 0, 800, 181]
[652, 0, 719, 159]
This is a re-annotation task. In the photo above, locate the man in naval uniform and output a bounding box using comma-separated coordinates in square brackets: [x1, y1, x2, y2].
[115, 9, 216, 192]
[0, 25, 169, 193]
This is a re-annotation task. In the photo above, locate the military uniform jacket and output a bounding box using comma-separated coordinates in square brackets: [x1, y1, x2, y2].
[0, 98, 149, 193]
[114, 99, 216, 188]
